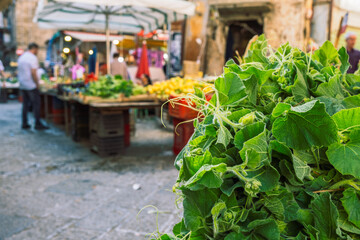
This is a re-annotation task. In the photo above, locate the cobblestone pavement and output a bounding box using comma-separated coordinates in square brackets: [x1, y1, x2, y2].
[0, 101, 181, 240]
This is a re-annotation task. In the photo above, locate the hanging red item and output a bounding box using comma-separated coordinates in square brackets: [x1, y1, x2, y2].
[137, 29, 144, 37]
[136, 41, 150, 79]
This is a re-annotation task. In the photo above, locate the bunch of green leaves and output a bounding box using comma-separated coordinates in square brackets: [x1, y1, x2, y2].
[84, 75, 133, 98]
[155, 36, 360, 240]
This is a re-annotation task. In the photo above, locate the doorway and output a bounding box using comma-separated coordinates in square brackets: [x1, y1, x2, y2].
[225, 20, 263, 63]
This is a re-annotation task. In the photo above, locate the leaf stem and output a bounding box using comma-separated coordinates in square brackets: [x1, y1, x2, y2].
[311, 148, 320, 170]
[329, 179, 360, 191]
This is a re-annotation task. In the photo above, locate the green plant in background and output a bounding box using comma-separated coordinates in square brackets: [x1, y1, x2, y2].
[84, 75, 134, 98]
[155, 36, 360, 240]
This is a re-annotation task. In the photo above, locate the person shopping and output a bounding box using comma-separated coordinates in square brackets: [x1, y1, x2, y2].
[345, 32, 360, 73]
[110, 53, 129, 79]
[18, 43, 48, 130]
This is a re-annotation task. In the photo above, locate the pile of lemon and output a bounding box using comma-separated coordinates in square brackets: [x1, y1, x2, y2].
[147, 77, 212, 99]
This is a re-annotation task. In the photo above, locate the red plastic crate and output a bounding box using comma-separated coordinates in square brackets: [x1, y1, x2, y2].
[168, 95, 199, 120]
[173, 118, 195, 155]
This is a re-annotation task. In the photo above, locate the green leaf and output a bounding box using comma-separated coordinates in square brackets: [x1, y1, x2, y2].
[224, 232, 248, 240]
[311, 192, 341, 240]
[239, 130, 268, 165]
[317, 96, 346, 116]
[217, 124, 233, 147]
[332, 107, 360, 131]
[182, 188, 220, 231]
[343, 95, 360, 109]
[292, 154, 312, 181]
[279, 159, 304, 186]
[292, 63, 311, 102]
[315, 75, 345, 99]
[272, 103, 291, 118]
[246, 165, 280, 192]
[341, 188, 360, 228]
[313, 41, 339, 67]
[220, 179, 243, 197]
[243, 148, 262, 169]
[338, 47, 350, 74]
[234, 122, 265, 151]
[264, 197, 285, 220]
[215, 72, 247, 106]
[326, 130, 360, 179]
[297, 209, 314, 226]
[272, 100, 338, 150]
[247, 219, 280, 239]
[228, 109, 252, 122]
[338, 210, 360, 235]
[172, 219, 189, 237]
[183, 163, 227, 190]
[211, 201, 227, 236]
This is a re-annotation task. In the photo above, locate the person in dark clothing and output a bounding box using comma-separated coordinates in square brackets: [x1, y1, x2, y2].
[345, 32, 360, 74]
[18, 43, 49, 130]
[141, 74, 152, 86]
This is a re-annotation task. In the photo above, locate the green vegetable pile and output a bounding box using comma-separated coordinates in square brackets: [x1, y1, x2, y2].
[84, 75, 133, 98]
[157, 36, 360, 240]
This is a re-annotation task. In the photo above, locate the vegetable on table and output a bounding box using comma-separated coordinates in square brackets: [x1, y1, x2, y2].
[84, 75, 136, 98]
[147, 77, 212, 99]
[154, 35, 360, 240]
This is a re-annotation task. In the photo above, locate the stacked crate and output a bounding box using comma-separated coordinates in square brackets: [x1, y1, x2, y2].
[71, 103, 89, 142]
[90, 108, 130, 157]
[0, 88, 7, 103]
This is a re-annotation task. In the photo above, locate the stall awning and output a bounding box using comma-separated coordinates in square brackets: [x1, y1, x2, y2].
[334, 0, 360, 29]
[63, 31, 132, 42]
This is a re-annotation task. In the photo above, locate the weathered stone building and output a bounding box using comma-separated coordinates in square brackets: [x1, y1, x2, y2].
[15, 0, 55, 62]
[183, 0, 308, 76]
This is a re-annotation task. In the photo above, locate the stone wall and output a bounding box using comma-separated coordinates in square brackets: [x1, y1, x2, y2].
[264, 0, 305, 49]
[15, 0, 55, 62]
[198, 0, 306, 75]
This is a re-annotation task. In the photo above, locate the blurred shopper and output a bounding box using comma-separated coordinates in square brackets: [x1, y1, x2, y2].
[0, 59, 4, 78]
[111, 53, 128, 79]
[18, 43, 49, 130]
[141, 73, 152, 86]
[345, 32, 360, 73]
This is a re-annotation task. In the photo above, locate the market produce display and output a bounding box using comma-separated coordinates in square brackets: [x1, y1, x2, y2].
[84, 75, 146, 98]
[147, 77, 212, 99]
[157, 36, 360, 239]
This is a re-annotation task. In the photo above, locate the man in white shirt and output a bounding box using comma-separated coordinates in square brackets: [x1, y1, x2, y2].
[18, 43, 48, 130]
[110, 53, 129, 79]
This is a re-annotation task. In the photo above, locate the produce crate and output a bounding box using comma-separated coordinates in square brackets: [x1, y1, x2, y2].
[168, 95, 199, 120]
[90, 108, 129, 137]
[0, 88, 7, 103]
[52, 97, 65, 124]
[90, 133, 125, 157]
[173, 118, 195, 155]
[71, 103, 89, 142]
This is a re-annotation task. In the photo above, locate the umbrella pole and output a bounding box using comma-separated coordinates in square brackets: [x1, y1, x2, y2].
[106, 13, 111, 75]
[167, 18, 171, 79]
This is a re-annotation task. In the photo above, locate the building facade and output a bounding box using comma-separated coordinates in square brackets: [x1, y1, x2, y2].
[183, 0, 309, 76]
[15, 0, 55, 62]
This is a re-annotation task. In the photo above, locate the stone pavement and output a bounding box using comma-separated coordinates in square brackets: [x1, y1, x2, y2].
[0, 101, 181, 240]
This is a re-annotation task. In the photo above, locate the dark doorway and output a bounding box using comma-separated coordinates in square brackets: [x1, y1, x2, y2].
[225, 20, 263, 63]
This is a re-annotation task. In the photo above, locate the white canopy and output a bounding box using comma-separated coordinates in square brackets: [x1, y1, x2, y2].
[33, 0, 195, 33]
[333, 0, 360, 29]
[33, 0, 195, 75]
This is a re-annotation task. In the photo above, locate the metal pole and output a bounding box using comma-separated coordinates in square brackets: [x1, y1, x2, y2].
[167, 17, 171, 79]
[106, 13, 111, 75]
